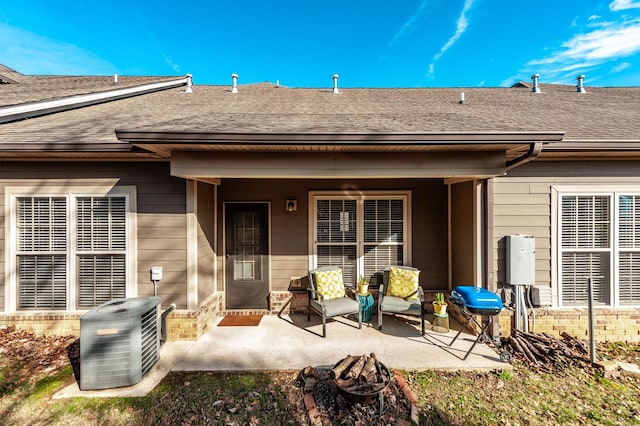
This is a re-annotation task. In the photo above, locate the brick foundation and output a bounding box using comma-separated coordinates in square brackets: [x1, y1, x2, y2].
[165, 293, 223, 341]
[497, 307, 640, 342]
[0, 293, 224, 341]
[9, 291, 636, 343]
[0, 313, 82, 337]
[428, 291, 640, 343]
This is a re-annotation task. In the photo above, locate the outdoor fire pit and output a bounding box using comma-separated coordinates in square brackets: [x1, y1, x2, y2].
[333, 353, 391, 405]
[299, 352, 407, 425]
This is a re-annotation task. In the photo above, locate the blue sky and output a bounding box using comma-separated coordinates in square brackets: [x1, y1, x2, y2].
[1, 0, 639, 88]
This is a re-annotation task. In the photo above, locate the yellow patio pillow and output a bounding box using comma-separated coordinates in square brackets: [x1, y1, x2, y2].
[387, 266, 420, 301]
[314, 269, 345, 300]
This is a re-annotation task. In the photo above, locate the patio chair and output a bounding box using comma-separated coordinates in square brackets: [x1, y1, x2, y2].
[378, 266, 425, 335]
[307, 266, 362, 338]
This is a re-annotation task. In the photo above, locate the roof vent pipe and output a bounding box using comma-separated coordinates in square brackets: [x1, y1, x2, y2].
[332, 74, 340, 94]
[184, 74, 193, 93]
[576, 74, 587, 93]
[531, 73, 541, 93]
[231, 73, 238, 93]
[459, 92, 465, 104]
[114, 74, 118, 85]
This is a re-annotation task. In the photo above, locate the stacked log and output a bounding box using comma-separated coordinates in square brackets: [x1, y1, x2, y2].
[501, 330, 591, 372]
[333, 353, 389, 395]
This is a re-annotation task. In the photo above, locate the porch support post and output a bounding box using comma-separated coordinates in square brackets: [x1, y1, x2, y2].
[186, 180, 198, 310]
[484, 178, 500, 338]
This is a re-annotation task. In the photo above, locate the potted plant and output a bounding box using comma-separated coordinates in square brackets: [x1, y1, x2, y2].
[433, 292, 448, 315]
[357, 276, 369, 295]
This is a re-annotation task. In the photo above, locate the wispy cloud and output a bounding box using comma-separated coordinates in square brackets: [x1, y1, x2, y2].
[388, 1, 430, 47]
[162, 54, 181, 74]
[0, 23, 114, 75]
[611, 61, 632, 72]
[609, 0, 640, 11]
[501, 16, 640, 85]
[427, 0, 476, 77]
[378, 1, 431, 63]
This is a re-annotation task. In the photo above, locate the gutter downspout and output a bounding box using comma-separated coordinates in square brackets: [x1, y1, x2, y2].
[489, 142, 542, 340]
[505, 142, 543, 171]
[0, 76, 190, 124]
[484, 178, 500, 340]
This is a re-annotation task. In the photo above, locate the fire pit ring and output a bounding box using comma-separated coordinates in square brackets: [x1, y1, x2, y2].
[333, 354, 391, 405]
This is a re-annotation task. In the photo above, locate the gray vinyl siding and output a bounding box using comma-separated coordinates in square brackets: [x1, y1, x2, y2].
[196, 181, 216, 304]
[217, 178, 448, 292]
[492, 160, 640, 292]
[0, 162, 188, 312]
[450, 181, 475, 286]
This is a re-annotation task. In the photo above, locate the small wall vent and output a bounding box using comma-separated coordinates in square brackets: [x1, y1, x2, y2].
[531, 286, 552, 307]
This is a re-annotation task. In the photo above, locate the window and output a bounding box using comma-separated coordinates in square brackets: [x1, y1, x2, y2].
[312, 192, 410, 287]
[76, 197, 127, 308]
[11, 189, 133, 311]
[17, 197, 67, 309]
[618, 195, 640, 304]
[560, 195, 610, 305]
[559, 191, 640, 306]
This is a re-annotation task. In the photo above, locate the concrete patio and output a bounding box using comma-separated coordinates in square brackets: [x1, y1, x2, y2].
[55, 312, 510, 398]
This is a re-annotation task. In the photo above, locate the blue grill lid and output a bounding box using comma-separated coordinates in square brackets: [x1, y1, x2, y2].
[451, 286, 503, 311]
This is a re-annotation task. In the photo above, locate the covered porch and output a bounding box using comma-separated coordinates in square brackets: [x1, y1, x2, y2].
[116, 130, 565, 340]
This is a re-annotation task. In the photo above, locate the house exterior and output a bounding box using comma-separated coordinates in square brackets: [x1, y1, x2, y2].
[1, 64, 639, 342]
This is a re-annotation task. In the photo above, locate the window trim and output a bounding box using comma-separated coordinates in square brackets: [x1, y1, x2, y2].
[308, 190, 412, 279]
[5, 184, 137, 313]
[553, 185, 640, 308]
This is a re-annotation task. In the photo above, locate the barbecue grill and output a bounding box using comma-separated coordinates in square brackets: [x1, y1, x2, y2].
[448, 286, 511, 362]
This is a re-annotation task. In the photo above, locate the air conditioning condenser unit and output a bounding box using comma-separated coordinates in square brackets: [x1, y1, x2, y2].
[80, 297, 160, 390]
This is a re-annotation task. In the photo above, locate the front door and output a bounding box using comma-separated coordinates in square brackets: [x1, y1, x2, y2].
[225, 203, 269, 309]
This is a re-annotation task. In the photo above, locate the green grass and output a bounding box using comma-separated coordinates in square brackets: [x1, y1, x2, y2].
[30, 366, 74, 401]
[2, 338, 640, 426]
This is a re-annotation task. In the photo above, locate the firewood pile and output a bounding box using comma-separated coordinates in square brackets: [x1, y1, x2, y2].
[501, 329, 591, 372]
[332, 353, 390, 398]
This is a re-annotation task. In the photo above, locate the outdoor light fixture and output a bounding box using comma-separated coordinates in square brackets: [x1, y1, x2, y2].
[286, 199, 297, 212]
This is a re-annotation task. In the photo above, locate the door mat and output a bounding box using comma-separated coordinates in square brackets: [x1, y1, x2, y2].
[217, 314, 263, 327]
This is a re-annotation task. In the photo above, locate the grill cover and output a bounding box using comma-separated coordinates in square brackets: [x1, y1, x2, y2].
[450, 286, 503, 315]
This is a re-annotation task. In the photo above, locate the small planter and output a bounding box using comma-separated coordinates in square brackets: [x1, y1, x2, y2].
[433, 301, 448, 316]
[433, 292, 448, 315]
[357, 276, 369, 295]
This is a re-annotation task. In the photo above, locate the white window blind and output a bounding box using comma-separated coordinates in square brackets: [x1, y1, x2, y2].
[363, 199, 404, 284]
[315, 195, 407, 287]
[17, 197, 67, 309]
[15, 195, 129, 310]
[316, 199, 358, 285]
[77, 197, 127, 308]
[560, 195, 611, 305]
[618, 195, 640, 304]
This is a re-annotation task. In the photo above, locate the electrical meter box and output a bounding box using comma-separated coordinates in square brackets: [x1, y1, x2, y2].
[150, 266, 163, 281]
[506, 234, 535, 285]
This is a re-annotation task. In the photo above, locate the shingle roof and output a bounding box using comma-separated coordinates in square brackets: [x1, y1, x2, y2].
[1, 66, 639, 159]
[0, 66, 179, 107]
